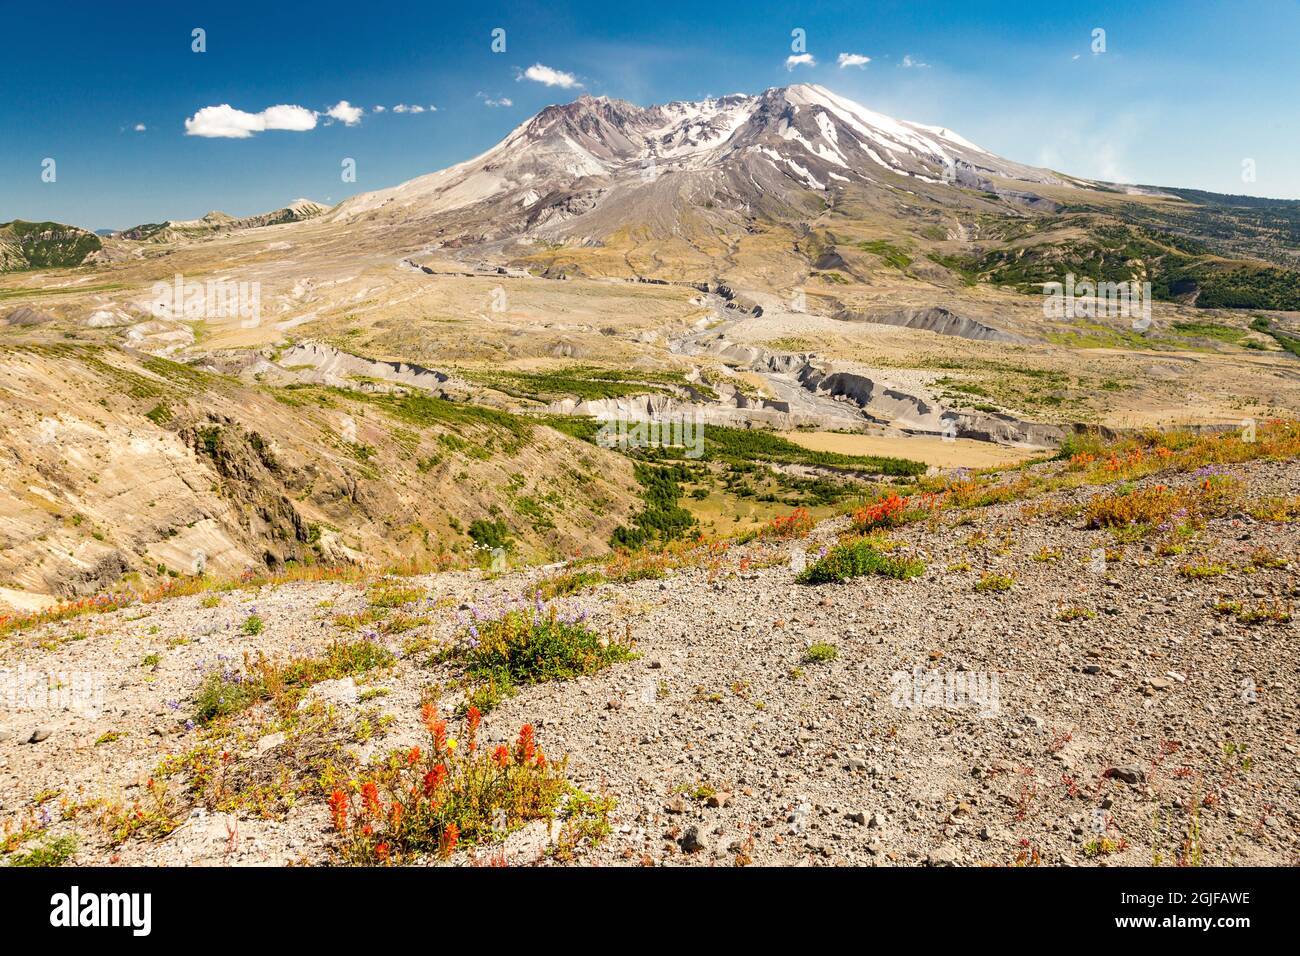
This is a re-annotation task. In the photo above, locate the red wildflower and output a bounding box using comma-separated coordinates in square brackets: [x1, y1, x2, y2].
[423, 763, 448, 796]
[328, 789, 350, 832]
[407, 746, 422, 766]
[429, 716, 448, 754]
[515, 724, 536, 764]
[439, 823, 459, 859]
[466, 705, 481, 752]
[420, 701, 439, 734]
[361, 781, 381, 816]
[535, 747, 546, 770]
[375, 842, 390, 863]
[492, 745, 510, 769]
[853, 493, 909, 531]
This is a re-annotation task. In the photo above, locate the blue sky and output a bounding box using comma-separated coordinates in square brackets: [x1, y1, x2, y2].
[3, 0, 1298, 229]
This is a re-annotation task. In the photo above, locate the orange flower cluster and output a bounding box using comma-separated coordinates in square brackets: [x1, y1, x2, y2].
[439, 823, 459, 858]
[762, 508, 815, 539]
[512, 725, 547, 769]
[851, 491, 945, 532]
[421, 701, 449, 753]
[328, 789, 350, 831]
[1103, 449, 1145, 472]
[332, 710, 564, 865]
[854, 493, 909, 530]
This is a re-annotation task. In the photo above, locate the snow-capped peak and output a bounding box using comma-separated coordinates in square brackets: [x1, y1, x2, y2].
[332, 85, 1064, 224]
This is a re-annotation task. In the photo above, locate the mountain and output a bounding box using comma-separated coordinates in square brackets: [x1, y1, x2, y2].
[333, 83, 1075, 240]
[116, 198, 328, 242]
[326, 84, 1300, 310]
[0, 219, 102, 272]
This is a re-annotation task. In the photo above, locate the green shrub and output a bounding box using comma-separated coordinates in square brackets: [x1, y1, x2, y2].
[460, 607, 635, 687]
[805, 642, 839, 662]
[468, 518, 512, 551]
[6, 835, 76, 867]
[798, 538, 925, 584]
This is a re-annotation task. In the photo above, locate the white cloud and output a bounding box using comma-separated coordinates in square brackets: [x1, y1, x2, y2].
[393, 103, 428, 114]
[373, 105, 386, 112]
[519, 63, 581, 88]
[260, 104, 318, 130]
[837, 53, 870, 69]
[324, 100, 364, 126]
[785, 53, 816, 70]
[183, 100, 382, 138]
[477, 92, 513, 107]
[900, 54, 930, 68]
[184, 103, 321, 138]
[133, 123, 147, 132]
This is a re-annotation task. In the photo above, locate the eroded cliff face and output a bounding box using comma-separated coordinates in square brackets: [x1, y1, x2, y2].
[834, 305, 1028, 344]
[0, 341, 640, 606]
[665, 328, 1065, 445]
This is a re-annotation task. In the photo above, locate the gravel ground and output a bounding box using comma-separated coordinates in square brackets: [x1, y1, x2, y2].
[2, 458, 1297, 867]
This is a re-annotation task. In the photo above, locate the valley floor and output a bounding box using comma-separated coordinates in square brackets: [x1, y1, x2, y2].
[1, 452, 1297, 867]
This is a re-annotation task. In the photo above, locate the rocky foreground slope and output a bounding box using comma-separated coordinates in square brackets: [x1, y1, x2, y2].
[1, 437, 1297, 867]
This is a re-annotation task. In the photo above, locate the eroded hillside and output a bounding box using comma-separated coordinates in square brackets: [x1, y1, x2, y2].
[0, 338, 641, 604]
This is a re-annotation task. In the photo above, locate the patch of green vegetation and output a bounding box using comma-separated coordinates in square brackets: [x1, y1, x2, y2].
[5, 835, 76, 867]
[610, 463, 698, 549]
[454, 608, 635, 711]
[975, 572, 1015, 592]
[1171, 321, 1248, 344]
[535, 569, 606, 600]
[462, 364, 715, 403]
[468, 518, 512, 551]
[798, 538, 925, 584]
[193, 639, 397, 725]
[0, 282, 128, 300]
[1249, 316, 1300, 357]
[805, 642, 839, 662]
[383, 392, 533, 453]
[927, 252, 980, 286]
[698, 424, 924, 476]
[856, 239, 913, 270]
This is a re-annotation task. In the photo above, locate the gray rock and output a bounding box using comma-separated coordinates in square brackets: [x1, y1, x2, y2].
[680, 826, 709, 853]
[926, 844, 963, 866]
[1105, 765, 1145, 785]
[256, 732, 287, 754]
